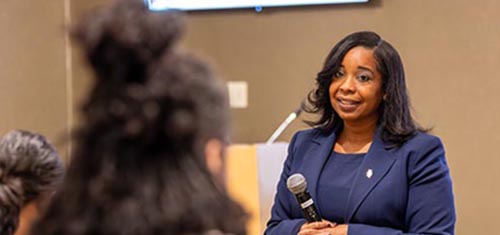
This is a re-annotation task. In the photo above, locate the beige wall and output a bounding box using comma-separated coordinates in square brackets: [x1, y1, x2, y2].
[2, 0, 499, 234]
[69, 0, 108, 126]
[0, 0, 69, 159]
[183, 0, 500, 234]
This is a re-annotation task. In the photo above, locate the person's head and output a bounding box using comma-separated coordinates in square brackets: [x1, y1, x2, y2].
[304, 31, 421, 145]
[34, 0, 246, 235]
[0, 130, 64, 235]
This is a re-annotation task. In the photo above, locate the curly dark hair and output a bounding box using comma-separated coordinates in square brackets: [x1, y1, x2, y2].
[0, 130, 64, 235]
[33, 0, 247, 235]
[304, 31, 425, 146]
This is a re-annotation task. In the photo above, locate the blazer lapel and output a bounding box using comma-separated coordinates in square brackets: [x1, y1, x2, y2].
[301, 129, 337, 215]
[344, 130, 397, 222]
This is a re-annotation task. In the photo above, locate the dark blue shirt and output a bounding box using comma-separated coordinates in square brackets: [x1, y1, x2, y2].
[317, 151, 366, 224]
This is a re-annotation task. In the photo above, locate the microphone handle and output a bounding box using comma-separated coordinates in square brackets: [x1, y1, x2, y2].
[295, 191, 322, 222]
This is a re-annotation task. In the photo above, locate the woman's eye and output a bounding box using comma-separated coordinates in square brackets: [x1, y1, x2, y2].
[358, 74, 371, 82]
[334, 71, 344, 79]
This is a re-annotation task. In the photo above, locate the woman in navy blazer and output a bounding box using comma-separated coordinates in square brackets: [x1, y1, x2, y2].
[265, 31, 455, 235]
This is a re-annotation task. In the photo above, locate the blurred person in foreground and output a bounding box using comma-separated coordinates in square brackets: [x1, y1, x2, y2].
[0, 130, 64, 235]
[33, 0, 247, 235]
[265, 31, 455, 235]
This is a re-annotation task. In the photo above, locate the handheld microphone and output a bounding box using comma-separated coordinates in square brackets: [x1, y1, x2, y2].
[287, 173, 322, 222]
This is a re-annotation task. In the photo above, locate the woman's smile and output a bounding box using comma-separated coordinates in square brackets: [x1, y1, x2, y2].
[336, 97, 361, 113]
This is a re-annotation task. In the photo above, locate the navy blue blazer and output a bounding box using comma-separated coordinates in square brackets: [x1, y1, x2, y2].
[265, 128, 455, 235]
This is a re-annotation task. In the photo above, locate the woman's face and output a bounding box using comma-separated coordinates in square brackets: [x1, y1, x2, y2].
[329, 46, 383, 126]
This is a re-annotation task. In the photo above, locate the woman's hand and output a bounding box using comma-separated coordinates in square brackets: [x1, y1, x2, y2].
[298, 220, 336, 235]
[298, 221, 348, 235]
[321, 224, 348, 235]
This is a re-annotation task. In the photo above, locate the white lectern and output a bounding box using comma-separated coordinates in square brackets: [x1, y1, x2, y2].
[226, 143, 288, 235]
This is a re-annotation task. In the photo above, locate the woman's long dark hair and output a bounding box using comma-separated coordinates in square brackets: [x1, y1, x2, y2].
[34, 1, 247, 234]
[304, 31, 425, 146]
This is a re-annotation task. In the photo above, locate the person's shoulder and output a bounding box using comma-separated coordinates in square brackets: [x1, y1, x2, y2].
[287, 128, 326, 161]
[294, 127, 322, 137]
[292, 127, 325, 142]
[400, 132, 449, 177]
[407, 131, 442, 145]
[399, 131, 444, 154]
